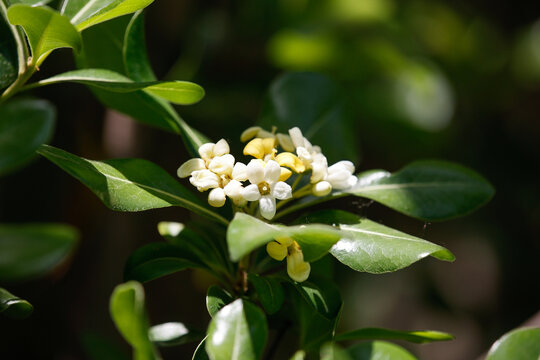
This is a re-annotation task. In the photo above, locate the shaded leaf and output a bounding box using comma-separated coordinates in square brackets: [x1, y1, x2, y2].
[109, 281, 160, 360]
[347, 341, 417, 360]
[38, 145, 228, 225]
[335, 328, 454, 344]
[0, 6, 17, 90]
[292, 277, 341, 319]
[0, 223, 79, 282]
[486, 327, 540, 360]
[248, 273, 284, 314]
[206, 285, 234, 318]
[0, 98, 55, 176]
[148, 322, 203, 347]
[29, 69, 204, 105]
[348, 161, 494, 221]
[0, 287, 33, 319]
[123, 10, 155, 82]
[320, 343, 352, 360]
[206, 299, 268, 360]
[7, 4, 81, 65]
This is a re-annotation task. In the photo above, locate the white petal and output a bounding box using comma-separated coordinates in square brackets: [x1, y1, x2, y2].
[311, 162, 328, 183]
[272, 181, 292, 200]
[189, 170, 220, 191]
[276, 133, 295, 152]
[296, 147, 312, 164]
[208, 188, 226, 207]
[213, 139, 230, 156]
[328, 160, 354, 174]
[347, 175, 358, 188]
[232, 162, 248, 181]
[208, 154, 235, 176]
[264, 160, 281, 184]
[198, 143, 215, 161]
[312, 181, 332, 196]
[289, 127, 305, 149]
[240, 126, 262, 142]
[241, 184, 261, 201]
[177, 158, 205, 178]
[224, 180, 243, 198]
[259, 195, 276, 220]
[246, 159, 264, 184]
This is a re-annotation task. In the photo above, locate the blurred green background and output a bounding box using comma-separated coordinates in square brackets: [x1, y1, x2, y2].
[2, 0, 540, 358]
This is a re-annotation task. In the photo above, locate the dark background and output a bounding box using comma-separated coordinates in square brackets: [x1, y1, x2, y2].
[1, 0, 540, 359]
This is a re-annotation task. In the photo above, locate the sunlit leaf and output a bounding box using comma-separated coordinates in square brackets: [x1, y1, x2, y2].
[7, 4, 81, 65]
[0, 98, 55, 176]
[248, 273, 284, 314]
[0, 287, 33, 319]
[109, 281, 160, 360]
[0, 223, 79, 282]
[335, 328, 454, 344]
[38, 145, 228, 225]
[148, 322, 203, 347]
[206, 299, 268, 360]
[347, 341, 417, 359]
[348, 161, 494, 220]
[486, 327, 540, 360]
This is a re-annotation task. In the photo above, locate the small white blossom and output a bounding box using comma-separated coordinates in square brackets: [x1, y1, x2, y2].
[208, 188, 226, 207]
[289, 127, 329, 183]
[189, 169, 220, 191]
[326, 161, 357, 190]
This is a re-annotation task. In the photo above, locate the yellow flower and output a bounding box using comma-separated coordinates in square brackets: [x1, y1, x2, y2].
[243, 138, 277, 160]
[275, 152, 306, 173]
[265, 237, 311, 282]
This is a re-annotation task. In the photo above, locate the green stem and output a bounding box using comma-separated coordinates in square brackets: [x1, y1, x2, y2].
[0, 65, 36, 104]
[290, 173, 304, 192]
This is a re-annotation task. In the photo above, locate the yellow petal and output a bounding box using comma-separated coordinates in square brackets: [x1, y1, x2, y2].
[262, 137, 277, 154]
[243, 138, 265, 159]
[266, 241, 287, 261]
[276, 133, 295, 152]
[275, 152, 306, 173]
[279, 167, 292, 182]
[240, 126, 262, 142]
[275, 236, 294, 247]
[287, 251, 310, 282]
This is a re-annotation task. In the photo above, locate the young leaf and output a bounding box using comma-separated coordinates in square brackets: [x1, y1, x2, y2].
[206, 285, 234, 318]
[123, 243, 204, 283]
[226, 213, 340, 262]
[148, 322, 203, 347]
[206, 299, 268, 360]
[0, 287, 33, 319]
[335, 328, 454, 344]
[37, 145, 229, 225]
[0, 223, 79, 282]
[109, 281, 160, 360]
[486, 327, 540, 360]
[348, 161, 495, 221]
[7, 4, 81, 65]
[320, 343, 352, 360]
[248, 273, 284, 314]
[0, 7, 18, 90]
[62, 0, 154, 31]
[0, 98, 55, 176]
[27, 69, 205, 105]
[258, 72, 358, 164]
[347, 341, 417, 359]
[123, 11, 156, 82]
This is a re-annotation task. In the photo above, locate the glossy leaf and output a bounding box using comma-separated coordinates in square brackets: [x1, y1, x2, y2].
[292, 277, 341, 319]
[486, 327, 540, 360]
[258, 72, 358, 164]
[320, 343, 351, 360]
[148, 322, 203, 347]
[123, 11, 155, 81]
[124, 242, 203, 283]
[206, 285, 234, 318]
[76, 17, 209, 156]
[28, 69, 205, 105]
[0, 98, 55, 176]
[61, 0, 154, 31]
[9, 0, 53, 5]
[248, 273, 284, 314]
[0, 223, 79, 282]
[227, 213, 340, 262]
[7, 4, 81, 65]
[348, 161, 495, 221]
[109, 281, 160, 360]
[335, 328, 454, 344]
[0, 287, 33, 319]
[0, 6, 17, 90]
[206, 299, 268, 360]
[37, 145, 228, 225]
[347, 341, 417, 360]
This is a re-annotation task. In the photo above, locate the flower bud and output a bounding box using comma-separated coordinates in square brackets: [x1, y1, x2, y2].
[208, 188, 226, 207]
[312, 181, 332, 196]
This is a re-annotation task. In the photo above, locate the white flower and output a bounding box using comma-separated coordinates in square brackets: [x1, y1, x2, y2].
[224, 179, 247, 206]
[326, 161, 357, 190]
[208, 188, 226, 207]
[289, 127, 329, 183]
[189, 170, 220, 191]
[241, 160, 292, 220]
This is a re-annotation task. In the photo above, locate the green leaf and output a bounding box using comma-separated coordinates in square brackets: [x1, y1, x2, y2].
[0, 287, 33, 319]
[248, 273, 284, 314]
[0, 6, 17, 90]
[348, 161, 495, 221]
[148, 322, 203, 347]
[258, 72, 358, 164]
[486, 327, 540, 360]
[320, 343, 352, 360]
[123, 10, 155, 82]
[335, 328, 454, 344]
[61, 0, 154, 31]
[27, 69, 205, 105]
[206, 299, 268, 360]
[110, 281, 160, 360]
[290, 351, 306, 360]
[193, 338, 210, 360]
[292, 277, 341, 319]
[0, 223, 79, 282]
[206, 285, 234, 318]
[7, 4, 81, 65]
[124, 243, 203, 283]
[302, 210, 454, 273]
[0, 98, 55, 176]
[226, 213, 340, 262]
[37, 145, 228, 225]
[10, 0, 53, 5]
[347, 341, 417, 360]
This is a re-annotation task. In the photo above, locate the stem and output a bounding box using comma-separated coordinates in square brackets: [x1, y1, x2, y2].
[290, 173, 304, 192]
[0, 65, 36, 104]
